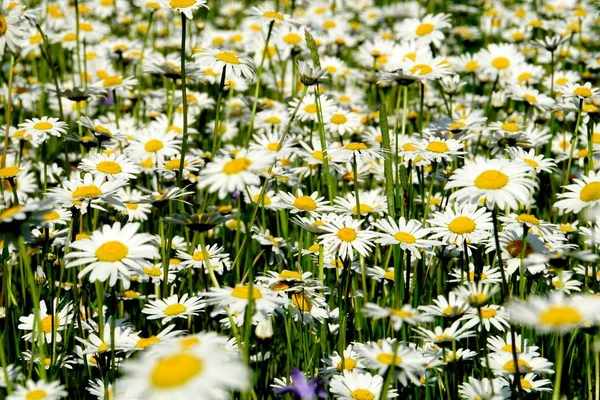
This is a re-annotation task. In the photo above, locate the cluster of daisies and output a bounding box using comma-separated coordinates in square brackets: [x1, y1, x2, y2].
[2, 0, 600, 399]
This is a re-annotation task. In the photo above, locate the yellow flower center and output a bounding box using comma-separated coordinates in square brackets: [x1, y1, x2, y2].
[252, 194, 271, 205]
[330, 114, 348, 125]
[151, 353, 204, 388]
[539, 306, 582, 327]
[279, 270, 303, 280]
[580, 182, 600, 202]
[40, 315, 60, 333]
[293, 196, 317, 211]
[43, 211, 60, 221]
[345, 142, 368, 151]
[284, 33, 301, 45]
[143, 265, 162, 276]
[465, 60, 479, 71]
[263, 10, 284, 20]
[503, 359, 531, 374]
[34, 122, 53, 130]
[492, 57, 510, 70]
[291, 293, 312, 312]
[136, 336, 161, 349]
[523, 94, 537, 104]
[524, 158, 538, 168]
[383, 270, 395, 281]
[164, 303, 187, 316]
[96, 161, 122, 175]
[215, 52, 241, 65]
[501, 344, 520, 353]
[95, 241, 128, 262]
[231, 285, 262, 300]
[415, 22, 434, 36]
[192, 251, 208, 261]
[480, 308, 497, 318]
[25, 390, 48, 400]
[518, 72, 532, 82]
[426, 141, 449, 153]
[352, 204, 373, 214]
[474, 170, 509, 190]
[448, 216, 476, 234]
[376, 353, 402, 365]
[0, 15, 8, 36]
[337, 227, 357, 242]
[311, 150, 324, 160]
[103, 76, 123, 87]
[394, 232, 416, 244]
[0, 165, 20, 178]
[390, 309, 414, 318]
[165, 159, 186, 171]
[500, 122, 519, 132]
[125, 203, 138, 210]
[122, 290, 139, 299]
[573, 87, 592, 97]
[222, 158, 251, 175]
[337, 358, 357, 371]
[516, 213, 540, 225]
[411, 64, 433, 75]
[169, 0, 195, 8]
[145, 139, 164, 153]
[434, 334, 453, 342]
[349, 389, 375, 400]
[304, 104, 317, 113]
[72, 185, 102, 198]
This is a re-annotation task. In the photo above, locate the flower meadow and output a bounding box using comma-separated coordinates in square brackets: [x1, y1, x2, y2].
[4, 0, 600, 399]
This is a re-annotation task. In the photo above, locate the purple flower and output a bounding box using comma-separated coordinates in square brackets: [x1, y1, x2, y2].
[275, 369, 327, 400]
[231, 190, 240, 200]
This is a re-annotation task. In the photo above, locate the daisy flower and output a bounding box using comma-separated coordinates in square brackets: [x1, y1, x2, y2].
[320, 345, 366, 376]
[487, 333, 539, 356]
[414, 320, 475, 344]
[319, 215, 377, 260]
[486, 352, 554, 376]
[199, 151, 270, 199]
[79, 153, 140, 181]
[506, 292, 597, 334]
[428, 203, 493, 248]
[557, 82, 599, 99]
[19, 117, 68, 142]
[65, 222, 159, 287]
[555, 170, 600, 214]
[1, 1, 28, 57]
[448, 264, 502, 285]
[48, 173, 126, 214]
[508, 373, 552, 393]
[279, 190, 331, 216]
[397, 13, 451, 46]
[478, 43, 525, 77]
[202, 284, 288, 317]
[419, 292, 470, 318]
[194, 48, 255, 80]
[458, 377, 510, 400]
[355, 340, 427, 386]
[176, 244, 231, 274]
[420, 137, 466, 162]
[142, 294, 205, 324]
[7, 380, 67, 400]
[243, 186, 284, 210]
[118, 336, 250, 400]
[329, 370, 398, 399]
[506, 147, 556, 174]
[363, 303, 430, 330]
[18, 299, 74, 343]
[325, 108, 362, 136]
[460, 305, 510, 331]
[163, 0, 208, 19]
[128, 129, 182, 164]
[333, 190, 387, 217]
[93, 74, 138, 93]
[373, 216, 437, 258]
[446, 158, 535, 210]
